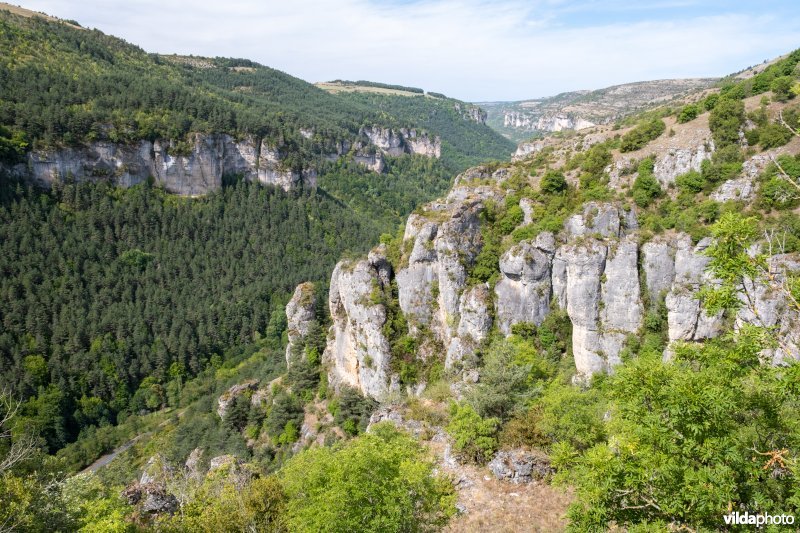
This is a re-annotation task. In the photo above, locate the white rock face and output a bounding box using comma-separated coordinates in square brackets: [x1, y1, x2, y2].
[446, 284, 493, 369]
[323, 168, 800, 390]
[494, 233, 556, 334]
[665, 237, 724, 342]
[360, 126, 441, 158]
[324, 251, 394, 400]
[735, 255, 800, 364]
[21, 133, 315, 195]
[652, 141, 713, 188]
[285, 282, 317, 364]
[504, 112, 595, 133]
[642, 236, 677, 301]
[710, 177, 756, 202]
[559, 239, 608, 375]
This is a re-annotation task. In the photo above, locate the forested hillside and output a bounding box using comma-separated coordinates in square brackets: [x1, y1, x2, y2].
[3, 2, 800, 532]
[0, 4, 513, 457]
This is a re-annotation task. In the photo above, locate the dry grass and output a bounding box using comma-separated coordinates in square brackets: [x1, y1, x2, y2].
[444, 460, 573, 532]
[315, 82, 432, 98]
[0, 2, 83, 29]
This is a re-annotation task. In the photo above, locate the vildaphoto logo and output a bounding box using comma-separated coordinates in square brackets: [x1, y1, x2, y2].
[723, 511, 795, 527]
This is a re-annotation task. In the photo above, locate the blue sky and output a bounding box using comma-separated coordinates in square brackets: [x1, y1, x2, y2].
[12, 0, 800, 101]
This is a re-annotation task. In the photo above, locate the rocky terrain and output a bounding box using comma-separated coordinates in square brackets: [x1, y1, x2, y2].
[2, 127, 441, 195]
[482, 78, 718, 141]
[320, 96, 800, 399]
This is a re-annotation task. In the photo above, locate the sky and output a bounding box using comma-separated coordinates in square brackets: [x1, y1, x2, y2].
[11, 0, 800, 101]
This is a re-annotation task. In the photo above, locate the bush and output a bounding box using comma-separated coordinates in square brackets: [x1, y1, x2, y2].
[280, 423, 455, 531]
[540, 170, 568, 194]
[620, 119, 666, 152]
[631, 158, 662, 207]
[771, 75, 795, 102]
[703, 93, 719, 111]
[565, 332, 800, 530]
[446, 403, 500, 464]
[466, 338, 553, 421]
[677, 104, 700, 123]
[758, 122, 793, 149]
[675, 170, 704, 193]
[709, 97, 745, 148]
[333, 386, 376, 436]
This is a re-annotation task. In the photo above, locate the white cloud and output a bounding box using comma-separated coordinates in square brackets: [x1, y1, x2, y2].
[14, 0, 800, 100]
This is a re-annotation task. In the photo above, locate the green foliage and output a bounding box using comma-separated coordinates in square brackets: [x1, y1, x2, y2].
[758, 122, 793, 149]
[703, 93, 719, 111]
[161, 472, 287, 532]
[759, 154, 800, 209]
[446, 402, 499, 464]
[332, 386, 376, 436]
[631, 158, 662, 208]
[709, 97, 745, 148]
[580, 143, 612, 178]
[265, 392, 304, 440]
[565, 331, 800, 530]
[0, 178, 384, 451]
[536, 379, 607, 453]
[540, 170, 568, 194]
[771, 75, 796, 102]
[466, 338, 554, 421]
[280, 423, 456, 532]
[0, 125, 29, 164]
[619, 119, 666, 153]
[677, 103, 700, 123]
[699, 213, 763, 314]
[675, 170, 703, 193]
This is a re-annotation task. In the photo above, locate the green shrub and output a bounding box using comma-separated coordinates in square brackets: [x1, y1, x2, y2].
[709, 97, 745, 148]
[620, 119, 666, 153]
[281, 423, 455, 531]
[675, 170, 704, 193]
[631, 158, 662, 207]
[703, 93, 719, 111]
[333, 386, 376, 436]
[541, 170, 568, 194]
[564, 332, 800, 531]
[677, 104, 700, 123]
[446, 403, 500, 464]
[771, 75, 795, 102]
[758, 122, 793, 149]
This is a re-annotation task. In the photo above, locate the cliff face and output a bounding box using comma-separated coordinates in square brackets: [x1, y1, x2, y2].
[10, 127, 442, 196]
[360, 126, 442, 158]
[322, 167, 799, 400]
[15, 133, 314, 195]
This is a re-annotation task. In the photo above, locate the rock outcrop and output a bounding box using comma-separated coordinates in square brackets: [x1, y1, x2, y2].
[453, 102, 488, 124]
[652, 142, 713, 187]
[216, 380, 258, 419]
[122, 482, 178, 516]
[9, 124, 445, 195]
[504, 112, 595, 133]
[324, 248, 394, 399]
[323, 155, 799, 396]
[285, 282, 317, 364]
[488, 449, 553, 484]
[359, 126, 441, 158]
[15, 134, 317, 195]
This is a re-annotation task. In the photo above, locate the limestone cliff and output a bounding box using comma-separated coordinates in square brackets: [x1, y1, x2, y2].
[12, 133, 315, 195]
[323, 166, 799, 400]
[10, 126, 442, 196]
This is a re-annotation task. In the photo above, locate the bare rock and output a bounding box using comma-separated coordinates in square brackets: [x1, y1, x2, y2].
[285, 282, 317, 364]
[488, 449, 553, 484]
[217, 379, 258, 419]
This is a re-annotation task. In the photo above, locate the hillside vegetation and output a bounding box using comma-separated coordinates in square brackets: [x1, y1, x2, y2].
[2, 4, 800, 532]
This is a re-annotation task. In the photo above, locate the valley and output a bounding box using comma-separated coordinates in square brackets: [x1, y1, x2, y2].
[1, 2, 799, 531]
